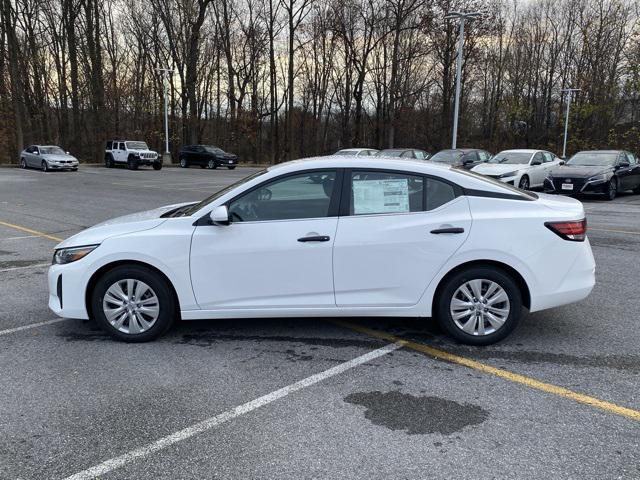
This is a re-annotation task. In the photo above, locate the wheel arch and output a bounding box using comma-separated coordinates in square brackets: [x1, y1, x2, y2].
[431, 259, 531, 314]
[85, 260, 181, 320]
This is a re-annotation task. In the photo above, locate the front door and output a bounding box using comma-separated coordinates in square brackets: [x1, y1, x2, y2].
[190, 169, 340, 310]
[333, 170, 472, 307]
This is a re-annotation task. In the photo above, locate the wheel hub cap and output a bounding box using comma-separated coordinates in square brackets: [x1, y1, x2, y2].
[450, 279, 510, 336]
[102, 279, 159, 334]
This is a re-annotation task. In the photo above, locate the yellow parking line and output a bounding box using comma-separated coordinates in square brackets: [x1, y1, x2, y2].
[332, 320, 640, 422]
[590, 227, 640, 235]
[0, 221, 63, 242]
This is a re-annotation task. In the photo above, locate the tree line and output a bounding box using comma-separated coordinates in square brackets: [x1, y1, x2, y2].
[0, 0, 638, 164]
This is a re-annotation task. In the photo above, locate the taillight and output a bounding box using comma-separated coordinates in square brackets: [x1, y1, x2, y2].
[545, 218, 587, 242]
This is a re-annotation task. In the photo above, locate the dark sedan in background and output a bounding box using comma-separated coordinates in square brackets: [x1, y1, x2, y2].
[544, 150, 640, 200]
[178, 145, 238, 169]
[376, 148, 431, 160]
[429, 148, 492, 169]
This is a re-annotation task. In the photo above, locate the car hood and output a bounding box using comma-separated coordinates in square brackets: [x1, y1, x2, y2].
[130, 149, 158, 155]
[471, 163, 527, 175]
[547, 165, 613, 178]
[55, 202, 194, 249]
[43, 154, 76, 161]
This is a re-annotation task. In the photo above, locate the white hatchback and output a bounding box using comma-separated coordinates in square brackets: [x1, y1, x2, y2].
[48, 157, 595, 345]
[471, 149, 562, 190]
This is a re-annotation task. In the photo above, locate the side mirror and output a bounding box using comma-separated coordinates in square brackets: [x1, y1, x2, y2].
[66, 151, 70, 154]
[559, 160, 565, 165]
[209, 205, 229, 225]
[531, 160, 542, 166]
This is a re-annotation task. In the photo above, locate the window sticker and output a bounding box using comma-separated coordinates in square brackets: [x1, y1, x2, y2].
[353, 178, 410, 214]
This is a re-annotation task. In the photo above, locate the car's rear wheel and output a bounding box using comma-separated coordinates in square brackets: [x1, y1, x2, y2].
[91, 265, 176, 342]
[207, 159, 217, 169]
[41, 160, 48, 172]
[605, 178, 617, 200]
[518, 175, 529, 190]
[105, 155, 114, 168]
[179, 157, 189, 168]
[436, 266, 522, 346]
[20, 158, 26, 169]
[633, 184, 640, 194]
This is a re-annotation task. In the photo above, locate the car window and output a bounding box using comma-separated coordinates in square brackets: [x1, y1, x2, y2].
[478, 151, 490, 162]
[33, 147, 39, 154]
[414, 150, 426, 160]
[228, 170, 336, 222]
[119, 143, 126, 150]
[626, 152, 636, 165]
[426, 178, 456, 210]
[463, 152, 479, 163]
[106, 141, 112, 150]
[531, 152, 543, 164]
[399, 150, 414, 158]
[542, 152, 554, 163]
[350, 171, 423, 215]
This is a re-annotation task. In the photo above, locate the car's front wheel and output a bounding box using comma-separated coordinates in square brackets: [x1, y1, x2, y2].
[91, 265, 176, 342]
[20, 158, 26, 169]
[41, 160, 48, 172]
[228, 165, 236, 170]
[207, 159, 217, 169]
[179, 157, 189, 168]
[605, 178, 617, 201]
[518, 175, 529, 190]
[152, 162, 162, 170]
[436, 266, 522, 346]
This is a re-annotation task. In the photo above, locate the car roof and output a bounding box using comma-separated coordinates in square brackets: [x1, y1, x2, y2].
[437, 148, 483, 153]
[337, 148, 375, 152]
[497, 149, 543, 154]
[574, 150, 622, 154]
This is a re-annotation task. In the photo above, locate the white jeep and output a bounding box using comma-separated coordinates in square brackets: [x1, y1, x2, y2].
[104, 140, 162, 170]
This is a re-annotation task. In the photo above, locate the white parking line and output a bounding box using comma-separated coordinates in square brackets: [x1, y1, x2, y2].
[0, 235, 39, 241]
[63, 341, 405, 480]
[0, 318, 68, 336]
[0, 262, 50, 273]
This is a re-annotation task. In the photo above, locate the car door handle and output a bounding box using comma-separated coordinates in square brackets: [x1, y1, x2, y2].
[430, 227, 464, 234]
[297, 235, 330, 242]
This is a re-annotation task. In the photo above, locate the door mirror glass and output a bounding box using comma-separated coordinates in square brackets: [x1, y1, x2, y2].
[209, 205, 229, 225]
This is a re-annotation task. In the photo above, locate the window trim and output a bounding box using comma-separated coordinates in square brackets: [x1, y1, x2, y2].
[340, 168, 463, 217]
[218, 168, 344, 224]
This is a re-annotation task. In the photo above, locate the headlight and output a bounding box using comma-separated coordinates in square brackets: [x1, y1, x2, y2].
[587, 173, 607, 182]
[498, 171, 518, 178]
[53, 245, 99, 265]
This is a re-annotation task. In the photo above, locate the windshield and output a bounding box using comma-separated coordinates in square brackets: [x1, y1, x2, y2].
[181, 169, 268, 216]
[40, 146, 66, 155]
[566, 152, 618, 166]
[204, 146, 225, 155]
[489, 152, 532, 164]
[377, 149, 405, 157]
[335, 150, 358, 156]
[126, 141, 149, 150]
[430, 150, 464, 163]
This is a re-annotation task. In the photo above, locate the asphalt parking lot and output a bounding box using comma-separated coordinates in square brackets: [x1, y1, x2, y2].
[1, 165, 639, 479]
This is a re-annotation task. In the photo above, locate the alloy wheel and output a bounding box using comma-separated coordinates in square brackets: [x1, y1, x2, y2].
[607, 179, 617, 200]
[20, 158, 26, 169]
[449, 279, 510, 336]
[102, 279, 160, 335]
[180, 158, 187, 168]
[207, 159, 216, 169]
[519, 176, 529, 190]
[42, 161, 48, 172]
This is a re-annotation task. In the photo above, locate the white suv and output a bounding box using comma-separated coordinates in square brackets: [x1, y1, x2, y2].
[105, 140, 162, 170]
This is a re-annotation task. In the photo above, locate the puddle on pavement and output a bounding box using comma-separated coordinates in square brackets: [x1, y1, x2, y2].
[344, 390, 488, 435]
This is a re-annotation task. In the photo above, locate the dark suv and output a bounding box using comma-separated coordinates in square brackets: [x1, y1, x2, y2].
[178, 145, 238, 169]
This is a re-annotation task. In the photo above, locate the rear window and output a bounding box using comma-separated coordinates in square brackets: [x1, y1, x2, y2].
[454, 168, 538, 200]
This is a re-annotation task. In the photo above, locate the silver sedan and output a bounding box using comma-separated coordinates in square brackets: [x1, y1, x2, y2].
[20, 145, 79, 171]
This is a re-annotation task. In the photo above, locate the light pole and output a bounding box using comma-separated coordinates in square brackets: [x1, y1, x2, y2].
[156, 67, 173, 163]
[561, 88, 581, 159]
[444, 11, 481, 149]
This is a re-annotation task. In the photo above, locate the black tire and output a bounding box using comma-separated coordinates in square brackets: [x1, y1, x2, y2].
[518, 175, 530, 190]
[127, 156, 139, 170]
[72, 168, 78, 171]
[633, 184, 640, 194]
[605, 178, 617, 201]
[207, 159, 217, 169]
[228, 166, 236, 170]
[199, 164, 207, 169]
[20, 158, 26, 169]
[105, 154, 114, 168]
[91, 265, 177, 342]
[435, 266, 523, 346]
[179, 157, 189, 168]
[152, 162, 162, 170]
[42, 160, 48, 172]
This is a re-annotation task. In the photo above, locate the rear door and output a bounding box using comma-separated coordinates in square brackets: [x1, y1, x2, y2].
[333, 169, 471, 307]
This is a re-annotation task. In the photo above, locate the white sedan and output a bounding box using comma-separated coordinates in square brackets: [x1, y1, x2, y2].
[471, 149, 562, 189]
[48, 157, 595, 345]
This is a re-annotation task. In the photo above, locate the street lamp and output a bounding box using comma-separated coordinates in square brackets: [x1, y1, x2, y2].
[156, 67, 173, 163]
[561, 88, 581, 159]
[444, 11, 482, 149]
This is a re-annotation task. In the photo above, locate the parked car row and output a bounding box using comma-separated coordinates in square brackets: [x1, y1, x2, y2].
[333, 146, 640, 200]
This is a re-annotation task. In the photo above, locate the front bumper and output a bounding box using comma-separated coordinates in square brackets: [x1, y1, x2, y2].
[48, 262, 90, 319]
[543, 177, 608, 195]
[49, 162, 78, 170]
[218, 158, 238, 166]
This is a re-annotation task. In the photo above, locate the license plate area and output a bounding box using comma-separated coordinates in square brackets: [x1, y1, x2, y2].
[561, 183, 574, 191]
